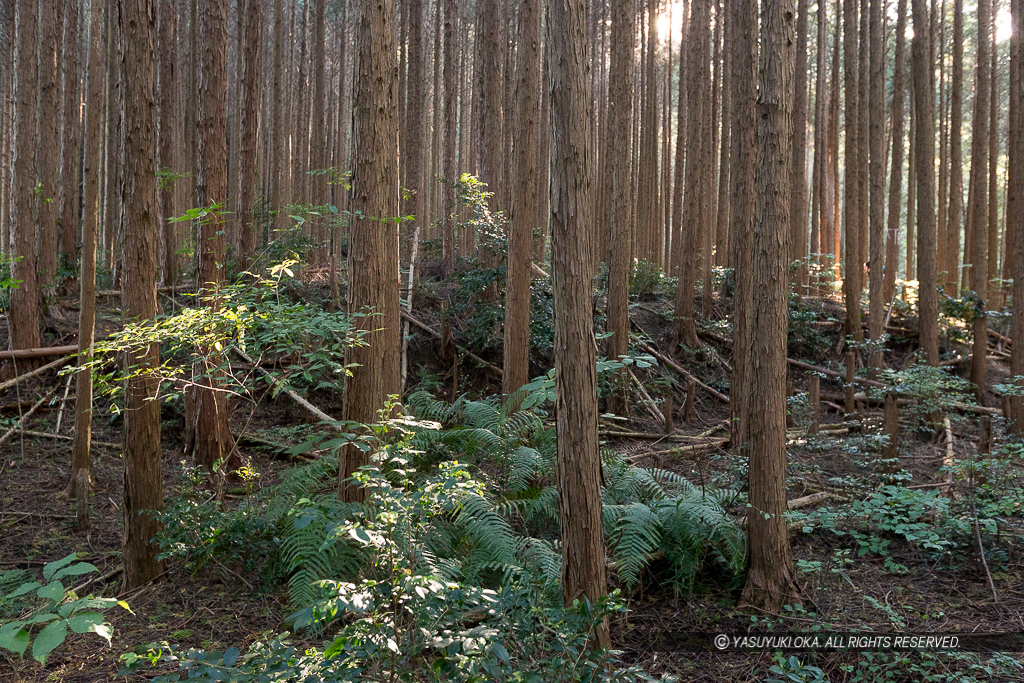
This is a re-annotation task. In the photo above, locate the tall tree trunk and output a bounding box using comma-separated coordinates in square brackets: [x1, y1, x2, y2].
[38, 0, 62, 297]
[843, 0, 864, 343]
[867, 0, 886, 372]
[237, 0, 263, 274]
[442, 0, 457, 276]
[118, 0, 165, 591]
[674, 0, 711, 350]
[548, 0, 610, 649]
[829, 0, 841, 284]
[604, 0, 635, 417]
[907, 69, 917, 280]
[969, 0, 992, 402]
[715, 2, 732, 274]
[70, 0, 106, 529]
[728, 0, 757, 448]
[60, 0, 82, 284]
[740, 0, 801, 612]
[913, 0, 939, 364]
[404, 0, 424, 282]
[270, 0, 285, 230]
[535, 34, 550, 264]
[987, 28, 999, 305]
[339, 0, 402, 503]
[187, 0, 237, 476]
[0, 6, 10, 259]
[158, 0, 178, 286]
[1009, 0, 1024, 429]
[293, 0, 310, 211]
[948, 0, 964, 295]
[637, 0, 659, 265]
[503, 0, 541, 396]
[791, 0, 810, 293]
[311, 0, 327, 266]
[810, 0, 827, 294]
[884, 0, 908, 303]
[8, 0, 42, 354]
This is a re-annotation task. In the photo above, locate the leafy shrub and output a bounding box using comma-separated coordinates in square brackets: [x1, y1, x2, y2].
[0, 554, 130, 665]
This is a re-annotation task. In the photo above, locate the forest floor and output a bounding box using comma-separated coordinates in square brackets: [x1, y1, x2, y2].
[2, 278, 1024, 682]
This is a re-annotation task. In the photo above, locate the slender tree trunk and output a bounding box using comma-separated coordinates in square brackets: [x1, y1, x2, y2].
[829, 0, 841, 283]
[728, 0, 757, 448]
[404, 0, 423, 286]
[548, 0, 610, 649]
[791, 0, 810, 293]
[503, 0, 541, 396]
[969, 0, 992, 402]
[442, 0, 457, 276]
[843, 0, 864, 343]
[69, 0, 106, 522]
[715, 3, 732, 274]
[867, 0, 886, 372]
[884, 0, 908, 303]
[8, 0, 42, 355]
[1009, 0, 1024, 429]
[158, 0, 178, 286]
[948, 0, 964, 295]
[118, 0, 165, 591]
[907, 70, 917, 281]
[310, 0, 327, 264]
[339, 0, 402, 503]
[237, 0, 263, 274]
[740, 0, 801, 612]
[604, 0, 635, 417]
[270, 0, 285, 230]
[674, 0, 711, 349]
[60, 0, 81, 284]
[810, 0, 827, 294]
[638, 0, 659, 266]
[988, 29, 1000, 305]
[913, 0, 939, 364]
[535, 36, 550, 264]
[187, 0, 237, 476]
[38, 0, 62, 297]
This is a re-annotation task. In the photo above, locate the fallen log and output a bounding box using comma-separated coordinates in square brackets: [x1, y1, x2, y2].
[599, 430, 722, 442]
[0, 355, 75, 394]
[233, 349, 343, 430]
[0, 345, 78, 361]
[626, 438, 731, 460]
[17, 430, 119, 449]
[400, 310, 503, 378]
[637, 343, 730, 404]
[0, 387, 59, 448]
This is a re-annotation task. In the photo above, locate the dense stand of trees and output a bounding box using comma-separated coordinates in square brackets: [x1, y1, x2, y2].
[1, 0, 1022, 614]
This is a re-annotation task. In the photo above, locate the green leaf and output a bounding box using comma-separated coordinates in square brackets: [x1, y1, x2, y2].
[222, 646, 239, 667]
[0, 622, 30, 656]
[37, 581, 65, 603]
[67, 612, 107, 636]
[32, 619, 68, 664]
[52, 562, 99, 581]
[5, 581, 41, 598]
[491, 642, 510, 662]
[43, 554, 77, 581]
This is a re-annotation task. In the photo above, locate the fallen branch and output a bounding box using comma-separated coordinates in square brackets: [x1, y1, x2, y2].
[0, 387, 59, 448]
[626, 438, 731, 460]
[17, 430, 119, 448]
[629, 368, 664, 423]
[400, 310, 503, 378]
[599, 430, 722, 442]
[0, 345, 78, 361]
[233, 349, 344, 431]
[0, 355, 75, 395]
[638, 343, 730, 404]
